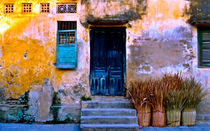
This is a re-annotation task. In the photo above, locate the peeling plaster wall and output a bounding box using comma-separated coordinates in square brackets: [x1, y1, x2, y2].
[0, 0, 210, 111]
[126, 0, 192, 79]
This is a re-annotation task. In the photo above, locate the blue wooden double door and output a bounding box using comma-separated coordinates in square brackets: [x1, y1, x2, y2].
[90, 27, 126, 96]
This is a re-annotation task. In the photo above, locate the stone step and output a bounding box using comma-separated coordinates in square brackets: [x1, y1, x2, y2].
[90, 96, 130, 101]
[81, 108, 136, 116]
[80, 124, 139, 131]
[81, 100, 133, 109]
[81, 116, 137, 124]
[196, 114, 210, 120]
[197, 103, 210, 114]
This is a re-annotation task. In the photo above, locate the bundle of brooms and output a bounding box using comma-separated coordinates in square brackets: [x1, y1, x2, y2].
[162, 73, 185, 127]
[128, 79, 152, 127]
[150, 73, 184, 127]
[128, 73, 205, 127]
[181, 77, 207, 126]
[150, 78, 166, 127]
[165, 90, 186, 126]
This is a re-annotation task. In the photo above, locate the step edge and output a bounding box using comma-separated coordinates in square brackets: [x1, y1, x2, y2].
[80, 124, 139, 128]
[81, 108, 136, 111]
[197, 114, 210, 117]
[82, 101, 132, 103]
[81, 116, 138, 119]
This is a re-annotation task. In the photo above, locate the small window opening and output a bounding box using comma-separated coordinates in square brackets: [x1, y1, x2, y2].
[41, 3, 50, 13]
[57, 3, 77, 13]
[56, 21, 77, 68]
[22, 3, 32, 13]
[58, 21, 77, 45]
[5, 4, 14, 13]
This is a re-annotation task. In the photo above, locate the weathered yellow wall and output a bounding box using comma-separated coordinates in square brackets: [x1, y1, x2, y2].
[0, 0, 210, 109]
[0, 0, 90, 103]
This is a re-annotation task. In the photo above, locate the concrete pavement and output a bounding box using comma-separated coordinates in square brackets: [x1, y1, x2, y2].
[0, 123, 210, 131]
[141, 124, 210, 131]
[0, 123, 80, 131]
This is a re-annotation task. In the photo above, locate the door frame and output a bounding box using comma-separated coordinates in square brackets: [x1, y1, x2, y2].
[89, 27, 126, 96]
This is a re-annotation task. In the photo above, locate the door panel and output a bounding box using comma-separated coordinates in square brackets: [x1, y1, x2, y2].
[90, 27, 126, 96]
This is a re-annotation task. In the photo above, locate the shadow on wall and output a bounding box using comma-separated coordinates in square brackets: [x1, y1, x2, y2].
[188, 0, 210, 25]
[80, 0, 148, 27]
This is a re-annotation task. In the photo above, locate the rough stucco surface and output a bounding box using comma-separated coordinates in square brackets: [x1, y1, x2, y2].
[126, 0, 191, 79]
[189, 0, 210, 25]
[0, 0, 90, 104]
[0, 0, 210, 122]
[80, 0, 147, 26]
[128, 26, 193, 80]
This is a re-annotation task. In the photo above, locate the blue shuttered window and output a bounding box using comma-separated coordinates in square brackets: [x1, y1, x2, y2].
[198, 27, 210, 67]
[56, 21, 77, 69]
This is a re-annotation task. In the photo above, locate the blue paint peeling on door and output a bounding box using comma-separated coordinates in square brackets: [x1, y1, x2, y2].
[90, 27, 126, 96]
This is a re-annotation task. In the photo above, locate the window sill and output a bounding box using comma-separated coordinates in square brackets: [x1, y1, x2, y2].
[198, 66, 210, 68]
[56, 63, 76, 69]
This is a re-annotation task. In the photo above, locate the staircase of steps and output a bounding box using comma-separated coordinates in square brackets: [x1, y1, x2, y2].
[80, 96, 139, 131]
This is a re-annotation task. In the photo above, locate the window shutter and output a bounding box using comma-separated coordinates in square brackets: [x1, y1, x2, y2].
[56, 22, 77, 69]
[198, 28, 210, 67]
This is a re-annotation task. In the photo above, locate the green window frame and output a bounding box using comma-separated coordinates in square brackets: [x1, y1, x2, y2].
[56, 21, 77, 69]
[198, 27, 210, 67]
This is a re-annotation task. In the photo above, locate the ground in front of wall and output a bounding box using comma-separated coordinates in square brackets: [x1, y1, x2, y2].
[0, 123, 210, 131]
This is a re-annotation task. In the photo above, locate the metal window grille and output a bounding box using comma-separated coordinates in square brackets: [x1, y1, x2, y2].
[58, 21, 77, 30]
[22, 3, 32, 13]
[57, 3, 76, 13]
[58, 32, 75, 44]
[4, 4, 14, 13]
[58, 21, 77, 45]
[41, 3, 50, 13]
